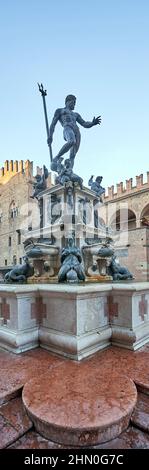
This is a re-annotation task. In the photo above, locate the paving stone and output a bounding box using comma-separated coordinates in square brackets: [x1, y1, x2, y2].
[1, 346, 149, 404]
[8, 430, 64, 449]
[0, 348, 64, 405]
[86, 346, 149, 393]
[8, 426, 149, 450]
[0, 397, 32, 434]
[22, 366, 137, 447]
[1, 345, 149, 449]
[0, 413, 7, 430]
[0, 414, 19, 449]
[131, 392, 149, 432]
[94, 426, 149, 449]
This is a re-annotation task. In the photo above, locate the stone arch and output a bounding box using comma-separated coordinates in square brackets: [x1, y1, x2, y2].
[140, 204, 149, 226]
[109, 208, 136, 231]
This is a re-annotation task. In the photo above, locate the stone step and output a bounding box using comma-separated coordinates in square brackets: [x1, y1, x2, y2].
[96, 426, 149, 449]
[9, 430, 63, 449]
[22, 363, 137, 447]
[0, 348, 63, 405]
[8, 426, 149, 449]
[131, 392, 149, 433]
[0, 397, 32, 448]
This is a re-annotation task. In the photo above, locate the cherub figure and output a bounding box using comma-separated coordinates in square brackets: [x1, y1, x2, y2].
[88, 175, 105, 199]
[56, 158, 83, 190]
[31, 165, 49, 198]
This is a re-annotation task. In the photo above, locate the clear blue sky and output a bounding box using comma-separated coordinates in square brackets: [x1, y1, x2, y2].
[0, 0, 149, 189]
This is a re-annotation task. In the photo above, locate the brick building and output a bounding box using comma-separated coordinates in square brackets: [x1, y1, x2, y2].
[0, 160, 52, 278]
[98, 173, 149, 281]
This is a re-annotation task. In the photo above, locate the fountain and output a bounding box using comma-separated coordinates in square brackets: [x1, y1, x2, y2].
[1, 89, 143, 361]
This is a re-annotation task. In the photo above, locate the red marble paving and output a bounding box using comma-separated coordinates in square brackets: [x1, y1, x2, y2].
[0, 348, 64, 404]
[96, 426, 149, 449]
[0, 397, 32, 433]
[22, 365, 137, 446]
[8, 426, 149, 450]
[1, 345, 149, 405]
[86, 345, 149, 393]
[0, 413, 8, 431]
[0, 413, 20, 449]
[0, 397, 33, 448]
[1, 345, 149, 448]
[9, 430, 64, 449]
[131, 392, 149, 432]
[1, 345, 149, 406]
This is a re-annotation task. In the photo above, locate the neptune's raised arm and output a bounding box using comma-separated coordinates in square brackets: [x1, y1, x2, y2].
[76, 113, 101, 128]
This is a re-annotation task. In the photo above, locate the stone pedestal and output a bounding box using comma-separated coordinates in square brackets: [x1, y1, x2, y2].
[0, 283, 149, 358]
[0, 286, 38, 353]
[110, 283, 149, 349]
[38, 284, 111, 359]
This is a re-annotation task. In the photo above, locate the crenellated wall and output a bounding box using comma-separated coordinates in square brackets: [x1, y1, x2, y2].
[104, 172, 149, 201]
[102, 172, 149, 231]
[0, 160, 33, 184]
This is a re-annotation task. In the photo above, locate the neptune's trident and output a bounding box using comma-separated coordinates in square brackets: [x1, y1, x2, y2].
[38, 83, 53, 163]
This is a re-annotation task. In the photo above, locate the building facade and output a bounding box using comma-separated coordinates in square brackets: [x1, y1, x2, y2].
[99, 173, 149, 281]
[0, 160, 52, 277]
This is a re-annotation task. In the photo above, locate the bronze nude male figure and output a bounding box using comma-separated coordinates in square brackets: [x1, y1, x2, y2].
[48, 95, 101, 171]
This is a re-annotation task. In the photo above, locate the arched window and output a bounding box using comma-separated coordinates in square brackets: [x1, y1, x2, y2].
[109, 208, 136, 231]
[16, 229, 21, 244]
[140, 204, 149, 226]
[9, 201, 18, 219]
